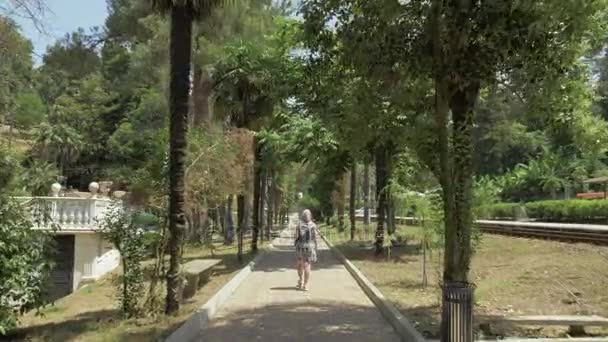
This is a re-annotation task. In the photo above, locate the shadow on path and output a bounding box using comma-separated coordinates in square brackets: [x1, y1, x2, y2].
[254, 249, 343, 273]
[203, 300, 399, 342]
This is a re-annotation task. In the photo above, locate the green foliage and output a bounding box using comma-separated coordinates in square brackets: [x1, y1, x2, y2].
[0, 196, 54, 335]
[141, 231, 162, 257]
[475, 202, 522, 220]
[472, 176, 502, 209]
[13, 92, 45, 130]
[19, 160, 60, 196]
[40, 28, 100, 83]
[478, 199, 608, 223]
[108, 89, 168, 165]
[0, 147, 19, 192]
[98, 204, 146, 317]
[0, 17, 34, 128]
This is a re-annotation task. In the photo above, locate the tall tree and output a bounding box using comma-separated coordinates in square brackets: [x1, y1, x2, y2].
[349, 161, 356, 240]
[363, 162, 371, 225]
[149, 0, 231, 315]
[374, 144, 388, 254]
[0, 17, 35, 133]
[251, 135, 262, 251]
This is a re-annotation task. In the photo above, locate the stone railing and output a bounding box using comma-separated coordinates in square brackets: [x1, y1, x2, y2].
[16, 196, 113, 231]
[15, 182, 118, 231]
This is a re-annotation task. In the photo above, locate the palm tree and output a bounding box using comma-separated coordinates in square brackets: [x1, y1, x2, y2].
[213, 42, 275, 256]
[149, 0, 231, 315]
[34, 122, 83, 175]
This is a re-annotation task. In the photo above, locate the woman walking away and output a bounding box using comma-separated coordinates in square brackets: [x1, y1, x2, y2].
[295, 209, 318, 291]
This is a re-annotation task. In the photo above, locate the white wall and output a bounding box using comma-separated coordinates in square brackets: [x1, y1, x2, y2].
[73, 234, 120, 290]
[94, 249, 120, 277]
[73, 234, 99, 290]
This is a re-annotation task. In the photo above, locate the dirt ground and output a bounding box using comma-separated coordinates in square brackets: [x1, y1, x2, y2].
[9, 240, 259, 342]
[322, 225, 608, 339]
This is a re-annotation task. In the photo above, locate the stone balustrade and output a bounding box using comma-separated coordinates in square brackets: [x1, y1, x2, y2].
[14, 182, 119, 231]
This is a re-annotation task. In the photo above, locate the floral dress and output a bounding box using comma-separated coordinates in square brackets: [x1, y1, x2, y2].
[295, 221, 317, 263]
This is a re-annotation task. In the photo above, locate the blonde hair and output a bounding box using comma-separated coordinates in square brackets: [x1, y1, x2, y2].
[301, 209, 312, 222]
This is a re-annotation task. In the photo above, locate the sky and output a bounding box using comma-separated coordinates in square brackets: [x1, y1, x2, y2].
[13, 0, 108, 64]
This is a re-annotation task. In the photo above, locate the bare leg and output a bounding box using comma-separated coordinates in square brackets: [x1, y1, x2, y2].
[303, 261, 312, 289]
[296, 258, 303, 286]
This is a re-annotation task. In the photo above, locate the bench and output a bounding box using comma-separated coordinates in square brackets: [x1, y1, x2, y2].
[181, 259, 221, 299]
[481, 315, 608, 336]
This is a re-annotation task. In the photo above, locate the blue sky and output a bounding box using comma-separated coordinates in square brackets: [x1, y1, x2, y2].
[14, 0, 108, 64]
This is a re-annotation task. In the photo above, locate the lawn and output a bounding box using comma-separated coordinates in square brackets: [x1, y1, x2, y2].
[321, 224, 608, 339]
[10, 239, 261, 342]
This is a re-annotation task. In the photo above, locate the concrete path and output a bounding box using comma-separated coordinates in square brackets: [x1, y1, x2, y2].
[199, 215, 400, 342]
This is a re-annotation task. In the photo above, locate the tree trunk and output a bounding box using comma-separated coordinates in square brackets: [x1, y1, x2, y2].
[237, 194, 245, 262]
[251, 138, 261, 252]
[363, 163, 371, 225]
[259, 170, 267, 241]
[443, 85, 479, 283]
[192, 66, 212, 126]
[350, 162, 356, 240]
[266, 174, 274, 238]
[224, 195, 235, 244]
[337, 174, 346, 230]
[200, 205, 210, 243]
[165, 4, 192, 315]
[387, 189, 396, 235]
[386, 143, 396, 235]
[216, 205, 224, 234]
[273, 187, 281, 224]
[374, 145, 388, 254]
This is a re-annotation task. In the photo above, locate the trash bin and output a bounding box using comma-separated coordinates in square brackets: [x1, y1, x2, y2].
[441, 281, 476, 342]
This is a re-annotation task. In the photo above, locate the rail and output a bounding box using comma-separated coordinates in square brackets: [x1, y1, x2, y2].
[354, 214, 608, 245]
[16, 196, 113, 231]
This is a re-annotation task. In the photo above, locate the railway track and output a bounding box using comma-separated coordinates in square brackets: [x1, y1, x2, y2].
[354, 215, 608, 245]
[475, 220, 608, 246]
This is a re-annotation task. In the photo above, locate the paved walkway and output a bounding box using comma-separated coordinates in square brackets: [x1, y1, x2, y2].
[199, 215, 400, 342]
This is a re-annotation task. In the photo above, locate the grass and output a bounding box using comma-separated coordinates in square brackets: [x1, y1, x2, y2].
[0, 131, 33, 154]
[11, 238, 262, 342]
[321, 224, 608, 339]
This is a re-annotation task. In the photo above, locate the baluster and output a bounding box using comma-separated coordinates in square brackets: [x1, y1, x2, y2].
[91, 199, 97, 224]
[60, 202, 67, 225]
[75, 207, 82, 227]
[63, 205, 69, 226]
[68, 205, 74, 226]
[83, 208, 90, 227]
[51, 201, 58, 222]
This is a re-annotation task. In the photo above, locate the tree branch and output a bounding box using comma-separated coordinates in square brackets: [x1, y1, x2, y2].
[1, 0, 50, 34]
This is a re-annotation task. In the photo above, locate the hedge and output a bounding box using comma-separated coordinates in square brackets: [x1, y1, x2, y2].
[476, 199, 608, 223]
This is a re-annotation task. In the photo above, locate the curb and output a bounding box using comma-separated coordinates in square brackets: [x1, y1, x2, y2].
[165, 250, 267, 342]
[320, 233, 427, 342]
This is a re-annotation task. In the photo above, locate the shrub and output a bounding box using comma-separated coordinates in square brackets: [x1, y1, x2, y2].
[141, 231, 162, 257]
[0, 197, 54, 335]
[477, 199, 608, 223]
[476, 202, 521, 220]
[98, 203, 146, 317]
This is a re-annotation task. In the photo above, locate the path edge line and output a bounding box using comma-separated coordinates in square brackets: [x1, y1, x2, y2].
[320, 233, 427, 342]
[165, 250, 267, 342]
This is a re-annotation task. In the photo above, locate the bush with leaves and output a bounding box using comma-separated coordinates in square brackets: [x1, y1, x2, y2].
[403, 191, 443, 288]
[0, 196, 54, 335]
[98, 203, 146, 317]
[478, 199, 608, 223]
